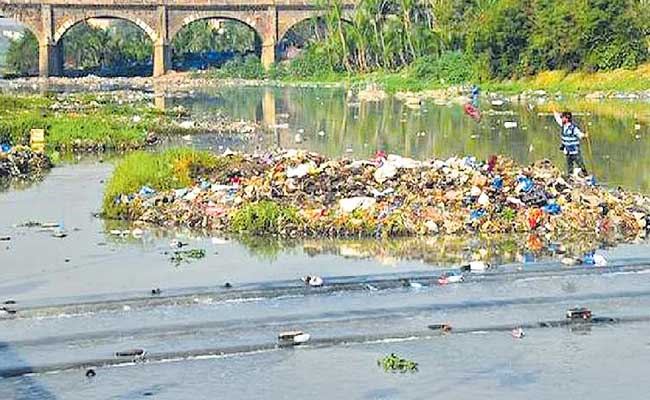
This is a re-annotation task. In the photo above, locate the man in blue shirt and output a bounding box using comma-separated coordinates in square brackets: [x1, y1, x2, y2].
[554, 110, 588, 176]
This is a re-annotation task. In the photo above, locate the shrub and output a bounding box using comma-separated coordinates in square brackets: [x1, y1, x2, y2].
[230, 201, 301, 235]
[411, 52, 476, 84]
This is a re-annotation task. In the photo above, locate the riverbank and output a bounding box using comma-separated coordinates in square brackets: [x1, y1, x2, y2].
[5, 63, 650, 100]
[0, 92, 261, 154]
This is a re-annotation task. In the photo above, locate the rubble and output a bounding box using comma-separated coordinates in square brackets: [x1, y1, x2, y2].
[108, 150, 650, 254]
[0, 146, 52, 186]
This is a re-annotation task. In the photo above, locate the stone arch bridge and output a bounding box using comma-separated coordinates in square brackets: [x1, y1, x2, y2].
[0, 0, 355, 77]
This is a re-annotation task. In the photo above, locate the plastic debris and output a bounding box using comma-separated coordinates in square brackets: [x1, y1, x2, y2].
[85, 369, 96, 378]
[169, 239, 188, 248]
[286, 163, 311, 178]
[112, 150, 650, 261]
[400, 278, 423, 289]
[428, 323, 453, 333]
[511, 327, 525, 339]
[278, 331, 310, 346]
[566, 307, 592, 321]
[593, 254, 608, 266]
[561, 257, 581, 266]
[115, 349, 146, 359]
[542, 203, 562, 215]
[138, 186, 156, 197]
[504, 121, 518, 129]
[461, 261, 491, 272]
[0, 306, 17, 316]
[437, 273, 464, 285]
[0, 146, 52, 184]
[52, 228, 67, 238]
[339, 197, 376, 213]
[302, 276, 324, 287]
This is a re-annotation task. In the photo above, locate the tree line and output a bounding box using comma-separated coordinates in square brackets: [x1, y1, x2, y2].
[294, 0, 650, 81]
[3, 19, 256, 76]
[4, 0, 650, 80]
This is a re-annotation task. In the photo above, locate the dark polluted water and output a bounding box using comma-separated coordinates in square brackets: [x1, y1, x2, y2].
[1, 86, 650, 399]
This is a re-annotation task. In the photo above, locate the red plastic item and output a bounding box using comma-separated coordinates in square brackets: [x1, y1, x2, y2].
[464, 103, 481, 121]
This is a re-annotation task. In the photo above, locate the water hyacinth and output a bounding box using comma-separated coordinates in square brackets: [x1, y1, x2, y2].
[378, 353, 418, 373]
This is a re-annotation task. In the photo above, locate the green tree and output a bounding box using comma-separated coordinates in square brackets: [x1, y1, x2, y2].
[6, 30, 39, 76]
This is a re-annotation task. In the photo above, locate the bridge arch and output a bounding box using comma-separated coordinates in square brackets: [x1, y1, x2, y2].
[278, 11, 354, 46]
[169, 13, 265, 45]
[0, 11, 43, 45]
[54, 17, 155, 77]
[170, 17, 262, 71]
[53, 14, 156, 45]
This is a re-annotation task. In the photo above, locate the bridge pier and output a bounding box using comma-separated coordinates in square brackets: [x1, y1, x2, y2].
[38, 42, 62, 78]
[153, 42, 171, 77]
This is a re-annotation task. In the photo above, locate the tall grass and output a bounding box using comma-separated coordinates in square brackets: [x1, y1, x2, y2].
[0, 94, 172, 150]
[102, 148, 221, 218]
[230, 201, 301, 235]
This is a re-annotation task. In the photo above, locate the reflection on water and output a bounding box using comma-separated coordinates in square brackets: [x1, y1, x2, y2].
[103, 219, 620, 267]
[165, 86, 650, 193]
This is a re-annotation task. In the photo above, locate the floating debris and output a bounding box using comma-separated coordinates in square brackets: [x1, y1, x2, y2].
[170, 249, 206, 266]
[428, 324, 453, 333]
[461, 261, 491, 272]
[0, 306, 17, 316]
[278, 331, 311, 346]
[437, 273, 464, 285]
[566, 307, 592, 321]
[115, 349, 147, 359]
[511, 327, 526, 339]
[378, 353, 418, 373]
[302, 276, 324, 287]
[85, 369, 96, 378]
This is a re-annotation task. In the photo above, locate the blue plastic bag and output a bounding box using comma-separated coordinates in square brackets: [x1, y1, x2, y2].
[517, 176, 534, 193]
[138, 186, 156, 197]
[470, 208, 486, 220]
[542, 203, 562, 215]
[491, 176, 503, 190]
[0, 143, 11, 153]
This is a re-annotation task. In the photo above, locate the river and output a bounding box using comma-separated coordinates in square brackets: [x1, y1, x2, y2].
[1, 85, 650, 399]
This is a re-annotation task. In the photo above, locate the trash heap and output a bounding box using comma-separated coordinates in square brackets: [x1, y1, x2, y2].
[114, 150, 650, 244]
[0, 146, 52, 183]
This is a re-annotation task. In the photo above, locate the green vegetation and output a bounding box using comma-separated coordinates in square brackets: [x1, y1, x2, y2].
[202, 54, 266, 79]
[378, 353, 419, 373]
[230, 201, 301, 235]
[5, 31, 39, 76]
[287, 0, 649, 79]
[5, 20, 152, 76]
[102, 148, 221, 218]
[170, 249, 207, 266]
[198, 0, 650, 93]
[172, 20, 259, 65]
[0, 94, 192, 151]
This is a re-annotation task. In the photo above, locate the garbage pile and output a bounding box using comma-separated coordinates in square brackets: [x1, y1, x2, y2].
[113, 150, 650, 246]
[0, 146, 52, 183]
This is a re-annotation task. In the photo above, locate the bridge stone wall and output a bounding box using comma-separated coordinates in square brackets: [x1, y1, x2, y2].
[0, 0, 356, 77]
